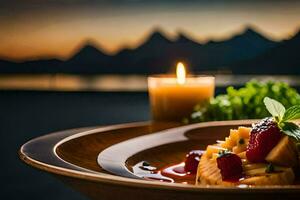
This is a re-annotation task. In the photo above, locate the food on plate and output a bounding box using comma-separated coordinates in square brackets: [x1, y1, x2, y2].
[196, 97, 300, 185]
[136, 97, 299, 186]
[184, 150, 203, 174]
[246, 117, 282, 163]
[133, 150, 204, 184]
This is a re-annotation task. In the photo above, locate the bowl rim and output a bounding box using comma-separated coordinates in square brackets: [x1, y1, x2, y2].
[19, 120, 300, 192]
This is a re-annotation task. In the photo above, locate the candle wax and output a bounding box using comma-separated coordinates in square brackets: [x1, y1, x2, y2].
[148, 77, 215, 122]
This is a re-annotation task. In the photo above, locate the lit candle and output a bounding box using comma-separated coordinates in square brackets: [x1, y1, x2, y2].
[148, 63, 215, 122]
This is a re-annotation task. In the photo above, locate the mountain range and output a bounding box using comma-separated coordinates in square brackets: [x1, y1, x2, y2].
[0, 26, 299, 75]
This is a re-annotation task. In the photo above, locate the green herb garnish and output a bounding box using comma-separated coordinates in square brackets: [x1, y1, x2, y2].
[264, 97, 300, 141]
[218, 149, 231, 157]
[282, 105, 300, 122]
[263, 97, 285, 122]
[188, 80, 300, 123]
[265, 163, 275, 173]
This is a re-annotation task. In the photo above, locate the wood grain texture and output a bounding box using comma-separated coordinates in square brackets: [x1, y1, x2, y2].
[56, 122, 179, 172]
[19, 120, 300, 200]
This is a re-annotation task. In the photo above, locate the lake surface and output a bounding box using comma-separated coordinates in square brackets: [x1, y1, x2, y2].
[1, 91, 150, 200]
[1, 74, 300, 91]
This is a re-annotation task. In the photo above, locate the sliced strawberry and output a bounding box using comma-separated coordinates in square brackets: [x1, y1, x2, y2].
[216, 152, 243, 181]
[246, 118, 282, 163]
[184, 150, 204, 174]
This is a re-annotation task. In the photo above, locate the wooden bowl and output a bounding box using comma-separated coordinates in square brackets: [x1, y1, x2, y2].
[19, 120, 300, 200]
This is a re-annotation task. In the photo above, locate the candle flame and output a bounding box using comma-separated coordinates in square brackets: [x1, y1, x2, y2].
[176, 62, 186, 84]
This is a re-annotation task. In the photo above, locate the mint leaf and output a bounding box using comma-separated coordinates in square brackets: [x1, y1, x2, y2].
[263, 97, 286, 121]
[282, 105, 300, 122]
[280, 122, 300, 141]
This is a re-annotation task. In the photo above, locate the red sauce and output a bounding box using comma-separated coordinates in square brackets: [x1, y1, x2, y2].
[160, 162, 196, 184]
[132, 161, 196, 184]
[142, 172, 174, 183]
[132, 150, 204, 184]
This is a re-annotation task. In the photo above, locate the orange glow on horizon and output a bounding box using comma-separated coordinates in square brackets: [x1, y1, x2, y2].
[0, 2, 300, 60]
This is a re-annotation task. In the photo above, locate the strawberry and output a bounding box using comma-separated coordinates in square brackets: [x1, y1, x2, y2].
[184, 150, 204, 174]
[216, 152, 243, 181]
[246, 118, 282, 163]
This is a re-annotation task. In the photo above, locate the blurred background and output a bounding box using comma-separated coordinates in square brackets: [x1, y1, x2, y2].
[1, 0, 300, 199]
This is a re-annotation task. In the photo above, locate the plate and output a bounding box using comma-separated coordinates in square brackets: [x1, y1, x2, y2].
[19, 120, 300, 200]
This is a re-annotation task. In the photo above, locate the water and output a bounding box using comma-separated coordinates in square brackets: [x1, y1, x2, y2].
[1, 91, 149, 200]
[1, 74, 300, 91]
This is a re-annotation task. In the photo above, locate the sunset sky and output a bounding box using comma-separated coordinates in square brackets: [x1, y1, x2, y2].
[0, 0, 300, 60]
